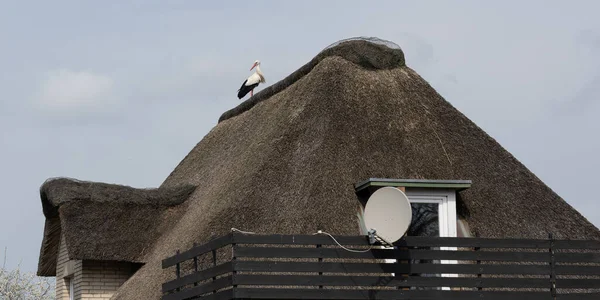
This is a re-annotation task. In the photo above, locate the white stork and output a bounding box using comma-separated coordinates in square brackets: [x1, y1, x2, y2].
[237, 60, 266, 99]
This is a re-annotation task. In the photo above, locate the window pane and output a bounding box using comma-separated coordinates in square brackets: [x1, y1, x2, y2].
[407, 202, 441, 289]
[408, 203, 439, 237]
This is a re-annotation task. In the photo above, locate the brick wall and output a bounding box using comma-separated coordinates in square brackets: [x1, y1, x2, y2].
[72, 261, 82, 299]
[55, 234, 138, 300]
[55, 235, 72, 300]
[75, 260, 135, 300]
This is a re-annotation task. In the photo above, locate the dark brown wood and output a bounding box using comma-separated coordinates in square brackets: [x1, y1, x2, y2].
[212, 248, 217, 294]
[232, 243, 238, 291]
[163, 234, 600, 268]
[161, 233, 600, 299]
[316, 243, 323, 290]
[398, 236, 553, 249]
[234, 288, 551, 300]
[475, 239, 482, 291]
[162, 234, 233, 268]
[553, 239, 600, 249]
[232, 233, 370, 246]
[193, 243, 198, 287]
[234, 246, 551, 262]
[233, 274, 551, 288]
[554, 265, 600, 275]
[231, 233, 560, 249]
[233, 261, 553, 275]
[549, 233, 557, 300]
[162, 276, 232, 300]
[175, 250, 180, 293]
[556, 294, 600, 300]
[162, 262, 233, 293]
[175, 249, 180, 280]
[557, 279, 600, 288]
[555, 252, 600, 263]
[162, 289, 234, 300]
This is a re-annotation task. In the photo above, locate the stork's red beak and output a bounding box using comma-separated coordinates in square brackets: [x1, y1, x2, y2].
[250, 62, 257, 71]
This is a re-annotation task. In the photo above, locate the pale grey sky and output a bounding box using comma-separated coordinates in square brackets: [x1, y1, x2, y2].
[1, 1, 599, 272]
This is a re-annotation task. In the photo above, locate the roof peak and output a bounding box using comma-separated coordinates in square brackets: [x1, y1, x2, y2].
[218, 37, 405, 123]
[320, 36, 403, 52]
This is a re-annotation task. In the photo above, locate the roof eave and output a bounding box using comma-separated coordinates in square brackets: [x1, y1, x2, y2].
[36, 177, 197, 276]
[354, 178, 473, 193]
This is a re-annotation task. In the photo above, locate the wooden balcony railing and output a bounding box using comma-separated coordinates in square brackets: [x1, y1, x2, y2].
[161, 232, 600, 300]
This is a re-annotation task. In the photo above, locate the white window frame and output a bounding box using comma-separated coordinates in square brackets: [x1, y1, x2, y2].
[405, 188, 457, 239]
[70, 278, 74, 300]
[65, 276, 74, 300]
[405, 188, 458, 288]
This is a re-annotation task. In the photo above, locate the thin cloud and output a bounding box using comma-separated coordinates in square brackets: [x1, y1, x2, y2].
[35, 69, 117, 114]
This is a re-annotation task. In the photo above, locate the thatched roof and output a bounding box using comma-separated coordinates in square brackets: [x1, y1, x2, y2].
[37, 37, 599, 298]
[37, 177, 196, 276]
[218, 37, 405, 123]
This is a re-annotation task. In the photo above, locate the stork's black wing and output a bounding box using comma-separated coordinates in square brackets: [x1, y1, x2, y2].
[237, 80, 259, 99]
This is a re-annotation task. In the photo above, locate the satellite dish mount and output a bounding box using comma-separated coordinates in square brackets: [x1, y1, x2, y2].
[363, 187, 412, 246]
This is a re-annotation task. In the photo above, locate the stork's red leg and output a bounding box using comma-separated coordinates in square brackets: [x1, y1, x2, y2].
[251, 89, 253, 97]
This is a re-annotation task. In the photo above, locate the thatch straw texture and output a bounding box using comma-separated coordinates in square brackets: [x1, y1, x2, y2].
[37, 177, 196, 276]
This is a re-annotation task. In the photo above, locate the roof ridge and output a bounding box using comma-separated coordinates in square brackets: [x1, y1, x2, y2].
[218, 37, 405, 123]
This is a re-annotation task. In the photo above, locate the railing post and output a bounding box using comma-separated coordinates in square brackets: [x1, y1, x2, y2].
[317, 243, 323, 289]
[193, 243, 198, 287]
[232, 242, 237, 294]
[475, 233, 482, 291]
[212, 248, 217, 294]
[396, 237, 409, 291]
[549, 233, 556, 300]
[394, 246, 402, 291]
[175, 250, 181, 292]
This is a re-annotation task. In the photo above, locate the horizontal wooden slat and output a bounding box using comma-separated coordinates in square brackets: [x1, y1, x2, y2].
[161, 276, 600, 299]
[556, 293, 600, 300]
[234, 288, 551, 300]
[235, 247, 551, 262]
[398, 236, 552, 249]
[557, 279, 600, 288]
[233, 261, 552, 275]
[555, 252, 600, 263]
[163, 234, 233, 268]
[163, 276, 232, 300]
[234, 274, 551, 288]
[232, 233, 370, 246]
[555, 265, 600, 275]
[163, 262, 233, 293]
[232, 234, 561, 249]
[163, 275, 600, 296]
[554, 240, 600, 250]
[162, 289, 235, 300]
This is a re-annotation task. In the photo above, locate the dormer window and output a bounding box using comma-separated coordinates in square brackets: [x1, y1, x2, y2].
[355, 178, 471, 239]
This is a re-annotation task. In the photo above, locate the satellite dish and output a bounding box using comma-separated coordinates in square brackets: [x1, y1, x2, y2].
[364, 187, 412, 245]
